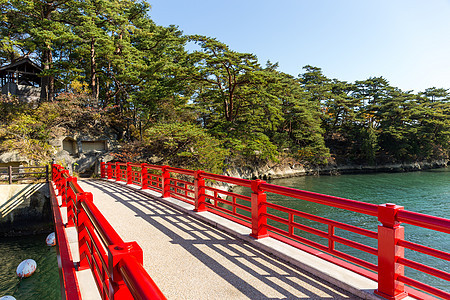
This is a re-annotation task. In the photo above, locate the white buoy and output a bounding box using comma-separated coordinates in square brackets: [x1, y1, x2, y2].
[0, 296, 17, 300]
[16, 259, 37, 278]
[46, 232, 56, 246]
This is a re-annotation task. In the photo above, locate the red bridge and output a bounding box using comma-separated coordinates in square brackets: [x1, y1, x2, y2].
[50, 162, 450, 299]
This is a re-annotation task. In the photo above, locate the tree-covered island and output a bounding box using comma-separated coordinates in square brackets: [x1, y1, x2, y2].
[1, 0, 449, 175]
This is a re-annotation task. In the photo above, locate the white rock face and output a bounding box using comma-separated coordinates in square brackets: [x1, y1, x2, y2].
[224, 159, 449, 181]
[0, 152, 29, 164]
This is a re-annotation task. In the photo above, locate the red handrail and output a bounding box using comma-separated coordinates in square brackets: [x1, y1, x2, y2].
[128, 163, 142, 168]
[118, 256, 167, 300]
[99, 161, 449, 300]
[53, 164, 166, 300]
[146, 164, 164, 170]
[80, 198, 124, 246]
[264, 201, 378, 239]
[260, 182, 379, 216]
[203, 172, 252, 187]
[397, 210, 450, 234]
[166, 166, 195, 176]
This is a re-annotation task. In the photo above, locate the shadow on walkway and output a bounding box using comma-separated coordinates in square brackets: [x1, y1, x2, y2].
[81, 180, 356, 299]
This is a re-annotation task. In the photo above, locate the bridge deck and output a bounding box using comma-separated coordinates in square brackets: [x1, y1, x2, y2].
[78, 179, 358, 299]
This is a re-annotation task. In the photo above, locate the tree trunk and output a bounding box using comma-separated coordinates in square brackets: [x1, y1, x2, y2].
[96, 77, 100, 106]
[116, 32, 123, 54]
[40, 4, 54, 102]
[48, 46, 54, 101]
[224, 93, 233, 122]
[40, 46, 53, 102]
[90, 38, 98, 103]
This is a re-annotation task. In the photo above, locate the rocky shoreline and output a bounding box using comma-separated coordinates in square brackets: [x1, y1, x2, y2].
[224, 159, 449, 181]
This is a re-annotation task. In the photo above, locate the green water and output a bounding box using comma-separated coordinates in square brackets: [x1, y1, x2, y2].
[0, 233, 60, 299]
[234, 168, 450, 293]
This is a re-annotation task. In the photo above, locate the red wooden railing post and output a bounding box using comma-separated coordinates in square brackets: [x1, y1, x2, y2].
[141, 163, 148, 189]
[57, 168, 64, 196]
[107, 162, 112, 180]
[77, 192, 93, 271]
[52, 164, 61, 186]
[60, 170, 70, 206]
[250, 179, 269, 239]
[54, 165, 60, 191]
[161, 166, 171, 198]
[101, 162, 106, 178]
[375, 203, 407, 300]
[127, 162, 132, 185]
[194, 170, 206, 212]
[58, 167, 64, 193]
[108, 241, 143, 299]
[66, 176, 76, 227]
[116, 162, 120, 181]
[51, 164, 57, 181]
[328, 224, 335, 251]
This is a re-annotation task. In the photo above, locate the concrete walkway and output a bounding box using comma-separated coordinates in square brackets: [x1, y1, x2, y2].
[78, 179, 359, 299]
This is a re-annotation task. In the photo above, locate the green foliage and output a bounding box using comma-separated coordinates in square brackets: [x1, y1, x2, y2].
[144, 123, 229, 173]
[0, 92, 113, 164]
[1, 0, 448, 169]
[0, 98, 54, 162]
[224, 132, 279, 163]
[188, 35, 262, 123]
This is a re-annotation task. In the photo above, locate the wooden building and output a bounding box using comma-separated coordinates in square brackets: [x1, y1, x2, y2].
[0, 57, 42, 103]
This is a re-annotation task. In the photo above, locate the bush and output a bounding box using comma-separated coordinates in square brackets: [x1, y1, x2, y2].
[144, 122, 229, 173]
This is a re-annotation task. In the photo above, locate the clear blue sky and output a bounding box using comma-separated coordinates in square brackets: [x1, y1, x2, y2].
[148, 0, 450, 93]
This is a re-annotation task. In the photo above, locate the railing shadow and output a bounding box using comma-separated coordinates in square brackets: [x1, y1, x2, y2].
[82, 180, 355, 299]
[0, 183, 46, 218]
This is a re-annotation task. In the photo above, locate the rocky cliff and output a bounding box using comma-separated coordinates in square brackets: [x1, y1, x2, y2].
[224, 159, 449, 181]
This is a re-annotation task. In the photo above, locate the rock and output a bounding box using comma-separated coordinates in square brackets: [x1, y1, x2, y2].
[54, 150, 76, 175]
[75, 153, 100, 175]
[100, 153, 115, 163]
[224, 159, 449, 181]
[0, 152, 29, 164]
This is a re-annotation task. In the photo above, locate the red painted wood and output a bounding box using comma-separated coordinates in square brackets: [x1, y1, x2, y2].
[126, 163, 132, 185]
[49, 182, 82, 300]
[250, 179, 269, 239]
[194, 170, 207, 212]
[118, 256, 167, 300]
[397, 210, 450, 234]
[260, 182, 378, 216]
[100, 162, 106, 178]
[141, 164, 148, 189]
[161, 166, 171, 198]
[375, 204, 407, 300]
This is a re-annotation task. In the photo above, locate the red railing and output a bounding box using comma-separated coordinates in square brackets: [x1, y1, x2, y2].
[52, 164, 166, 300]
[49, 171, 81, 300]
[102, 162, 450, 300]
